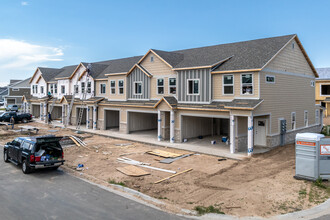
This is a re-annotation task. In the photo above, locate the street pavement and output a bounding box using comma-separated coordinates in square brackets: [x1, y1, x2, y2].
[0, 158, 189, 220]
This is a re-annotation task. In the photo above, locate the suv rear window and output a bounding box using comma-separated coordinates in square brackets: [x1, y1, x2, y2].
[22, 141, 33, 150]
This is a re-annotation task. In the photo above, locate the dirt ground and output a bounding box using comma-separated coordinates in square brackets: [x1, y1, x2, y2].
[1, 122, 329, 217]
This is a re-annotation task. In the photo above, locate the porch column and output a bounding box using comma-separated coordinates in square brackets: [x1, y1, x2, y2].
[61, 105, 65, 124]
[40, 103, 43, 121]
[23, 103, 26, 113]
[93, 105, 97, 130]
[157, 110, 162, 141]
[44, 102, 48, 123]
[247, 115, 254, 156]
[170, 110, 175, 143]
[86, 106, 90, 129]
[66, 104, 70, 125]
[230, 115, 236, 153]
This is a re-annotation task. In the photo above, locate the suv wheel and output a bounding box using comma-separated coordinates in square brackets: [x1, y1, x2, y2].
[22, 159, 31, 174]
[4, 150, 9, 163]
[22, 118, 28, 123]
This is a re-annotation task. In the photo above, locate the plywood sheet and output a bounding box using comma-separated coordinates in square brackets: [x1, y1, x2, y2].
[116, 165, 150, 177]
[146, 149, 183, 158]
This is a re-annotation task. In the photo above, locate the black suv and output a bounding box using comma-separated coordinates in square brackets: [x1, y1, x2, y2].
[3, 136, 65, 174]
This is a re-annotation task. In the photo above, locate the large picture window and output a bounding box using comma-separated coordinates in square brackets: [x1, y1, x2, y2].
[223, 75, 234, 95]
[169, 78, 176, 94]
[110, 80, 116, 94]
[187, 79, 199, 95]
[118, 80, 124, 94]
[157, 78, 164, 94]
[134, 82, 142, 95]
[241, 74, 253, 95]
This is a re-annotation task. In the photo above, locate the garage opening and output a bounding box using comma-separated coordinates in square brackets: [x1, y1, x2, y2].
[128, 112, 157, 134]
[181, 115, 229, 144]
[7, 99, 16, 105]
[105, 110, 120, 130]
[32, 104, 40, 118]
[51, 106, 62, 121]
[76, 107, 87, 125]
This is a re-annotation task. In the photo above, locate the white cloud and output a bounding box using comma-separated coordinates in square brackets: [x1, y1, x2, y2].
[21, 1, 28, 6]
[0, 39, 64, 83]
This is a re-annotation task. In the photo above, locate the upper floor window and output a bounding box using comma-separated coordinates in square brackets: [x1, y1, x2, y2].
[110, 80, 116, 94]
[81, 82, 85, 93]
[304, 110, 308, 127]
[150, 56, 154, 62]
[157, 78, 164, 95]
[321, 85, 330, 95]
[87, 82, 91, 93]
[310, 80, 315, 87]
[74, 85, 79, 94]
[134, 82, 142, 95]
[32, 85, 35, 93]
[54, 84, 57, 94]
[118, 80, 124, 94]
[266, 75, 275, 84]
[241, 74, 253, 95]
[223, 75, 234, 95]
[291, 112, 296, 130]
[169, 78, 176, 94]
[100, 84, 106, 94]
[40, 86, 44, 94]
[187, 79, 199, 95]
[33, 85, 38, 94]
[50, 84, 54, 94]
[61, 85, 65, 94]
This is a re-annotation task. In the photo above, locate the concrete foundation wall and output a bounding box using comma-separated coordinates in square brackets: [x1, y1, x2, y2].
[128, 112, 157, 133]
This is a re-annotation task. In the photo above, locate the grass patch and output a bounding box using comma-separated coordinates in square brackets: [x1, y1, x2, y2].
[108, 179, 126, 187]
[157, 196, 168, 200]
[314, 178, 327, 189]
[194, 205, 224, 215]
[299, 189, 307, 198]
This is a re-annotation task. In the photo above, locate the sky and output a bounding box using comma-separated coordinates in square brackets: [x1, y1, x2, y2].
[0, 0, 330, 85]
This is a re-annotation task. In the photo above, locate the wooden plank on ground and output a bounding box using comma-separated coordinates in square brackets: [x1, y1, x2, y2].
[116, 165, 150, 177]
[69, 136, 81, 146]
[146, 149, 183, 158]
[154, 168, 193, 184]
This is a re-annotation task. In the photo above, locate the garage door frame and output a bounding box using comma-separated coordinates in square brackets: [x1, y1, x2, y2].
[104, 107, 121, 130]
[127, 109, 158, 134]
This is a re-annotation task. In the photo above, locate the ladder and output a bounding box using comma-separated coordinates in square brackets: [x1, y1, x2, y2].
[76, 74, 90, 130]
[49, 97, 56, 114]
[65, 80, 80, 127]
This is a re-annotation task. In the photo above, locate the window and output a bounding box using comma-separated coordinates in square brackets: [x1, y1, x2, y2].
[54, 84, 57, 94]
[12, 88, 19, 91]
[241, 74, 253, 95]
[74, 85, 79, 94]
[291, 112, 296, 130]
[50, 84, 54, 94]
[134, 82, 142, 95]
[150, 56, 154, 62]
[40, 86, 44, 94]
[100, 84, 106, 94]
[321, 85, 330, 95]
[22, 142, 32, 150]
[35, 85, 38, 94]
[32, 85, 35, 94]
[315, 109, 319, 125]
[292, 42, 295, 50]
[118, 80, 124, 94]
[87, 82, 91, 93]
[61, 85, 65, 94]
[223, 75, 234, 95]
[157, 78, 164, 94]
[187, 79, 199, 95]
[110, 80, 116, 94]
[304, 110, 308, 127]
[169, 78, 176, 94]
[81, 82, 85, 93]
[266, 75, 275, 83]
[310, 81, 315, 87]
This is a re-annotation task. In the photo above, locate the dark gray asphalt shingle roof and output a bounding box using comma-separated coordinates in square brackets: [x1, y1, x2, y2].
[38, 67, 63, 82]
[10, 77, 31, 88]
[316, 68, 330, 80]
[54, 65, 79, 79]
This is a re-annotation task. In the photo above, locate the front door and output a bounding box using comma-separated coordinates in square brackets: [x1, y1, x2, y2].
[254, 119, 267, 146]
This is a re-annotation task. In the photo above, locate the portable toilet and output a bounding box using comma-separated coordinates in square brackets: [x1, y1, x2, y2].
[295, 133, 330, 180]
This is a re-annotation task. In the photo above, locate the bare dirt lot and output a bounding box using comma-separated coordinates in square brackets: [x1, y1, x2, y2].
[1, 122, 329, 217]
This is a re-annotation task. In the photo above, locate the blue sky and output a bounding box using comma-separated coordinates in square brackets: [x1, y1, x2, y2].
[0, 0, 330, 85]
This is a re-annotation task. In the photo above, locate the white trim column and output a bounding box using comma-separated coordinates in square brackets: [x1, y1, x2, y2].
[40, 103, 43, 121]
[66, 104, 70, 126]
[86, 106, 90, 129]
[157, 110, 162, 141]
[230, 115, 236, 153]
[61, 105, 65, 124]
[170, 110, 175, 143]
[93, 105, 97, 130]
[247, 115, 254, 156]
[44, 102, 48, 123]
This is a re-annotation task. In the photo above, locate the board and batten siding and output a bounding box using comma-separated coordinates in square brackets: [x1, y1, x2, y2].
[177, 68, 211, 103]
[127, 68, 150, 100]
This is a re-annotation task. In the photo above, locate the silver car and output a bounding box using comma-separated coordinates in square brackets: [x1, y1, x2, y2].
[6, 104, 19, 112]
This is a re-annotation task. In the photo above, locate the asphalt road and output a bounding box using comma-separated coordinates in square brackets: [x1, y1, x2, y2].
[0, 158, 189, 220]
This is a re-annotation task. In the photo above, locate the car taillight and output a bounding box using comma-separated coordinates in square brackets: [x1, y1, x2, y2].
[30, 155, 35, 162]
[35, 156, 41, 162]
[62, 152, 64, 159]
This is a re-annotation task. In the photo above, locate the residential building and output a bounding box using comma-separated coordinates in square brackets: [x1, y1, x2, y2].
[315, 68, 330, 117]
[3, 78, 31, 108]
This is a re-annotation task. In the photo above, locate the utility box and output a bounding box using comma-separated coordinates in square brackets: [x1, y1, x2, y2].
[295, 133, 330, 180]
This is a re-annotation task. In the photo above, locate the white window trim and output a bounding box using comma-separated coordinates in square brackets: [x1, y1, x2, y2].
[87, 82, 92, 93]
[54, 84, 58, 94]
[304, 110, 308, 127]
[320, 83, 330, 96]
[291, 112, 296, 130]
[40, 86, 44, 94]
[110, 80, 116, 95]
[118, 80, 124, 95]
[240, 73, 254, 95]
[100, 83, 106, 94]
[157, 78, 164, 95]
[187, 79, 200, 96]
[265, 75, 275, 84]
[168, 77, 176, 95]
[133, 81, 143, 95]
[222, 74, 234, 95]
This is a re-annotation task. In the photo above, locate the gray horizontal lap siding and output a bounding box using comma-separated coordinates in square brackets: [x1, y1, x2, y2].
[177, 68, 211, 102]
[127, 68, 150, 100]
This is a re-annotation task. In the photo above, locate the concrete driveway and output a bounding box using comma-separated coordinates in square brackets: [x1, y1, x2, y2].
[0, 158, 189, 220]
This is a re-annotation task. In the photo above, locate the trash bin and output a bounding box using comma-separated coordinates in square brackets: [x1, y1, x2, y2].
[295, 133, 330, 180]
